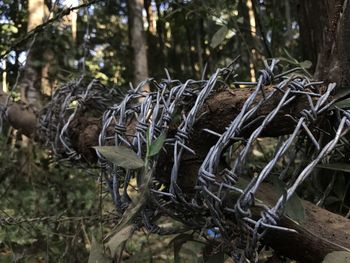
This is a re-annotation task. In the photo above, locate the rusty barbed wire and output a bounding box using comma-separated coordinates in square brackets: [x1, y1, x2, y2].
[36, 59, 350, 262]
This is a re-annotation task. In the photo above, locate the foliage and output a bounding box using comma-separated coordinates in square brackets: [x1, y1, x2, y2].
[0, 136, 111, 261]
[1, 0, 350, 262]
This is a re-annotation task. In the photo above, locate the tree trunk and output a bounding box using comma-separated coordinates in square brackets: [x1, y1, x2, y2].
[128, 0, 149, 91]
[20, 0, 47, 109]
[299, 0, 350, 86]
[238, 0, 256, 81]
[246, 0, 257, 82]
[195, 18, 204, 76]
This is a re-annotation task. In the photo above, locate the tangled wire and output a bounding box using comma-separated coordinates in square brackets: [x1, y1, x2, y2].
[38, 59, 350, 262]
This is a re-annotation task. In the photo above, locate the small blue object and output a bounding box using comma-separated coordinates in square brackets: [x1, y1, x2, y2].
[207, 227, 221, 238]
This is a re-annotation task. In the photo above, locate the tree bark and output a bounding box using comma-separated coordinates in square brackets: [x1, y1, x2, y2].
[1, 84, 350, 262]
[1, 79, 350, 261]
[297, 0, 328, 71]
[20, 0, 47, 108]
[2, 1, 350, 261]
[128, 0, 149, 90]
[258, 183, 350, 263]
[299, 0, 350, 86]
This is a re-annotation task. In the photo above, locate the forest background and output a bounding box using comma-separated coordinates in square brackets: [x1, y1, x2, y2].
[0, 0, 337, 262]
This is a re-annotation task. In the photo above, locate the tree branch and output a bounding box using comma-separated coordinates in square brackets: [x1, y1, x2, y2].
[1, 86, 349, 262]
[0, 90, 37, 137]
[0, 0, 103, 60]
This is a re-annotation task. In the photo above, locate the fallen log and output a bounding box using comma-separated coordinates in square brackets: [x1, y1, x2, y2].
[257, 183, 350, 263]
[1, 85, 349, 262]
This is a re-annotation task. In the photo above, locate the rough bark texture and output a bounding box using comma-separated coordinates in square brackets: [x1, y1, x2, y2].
[299, 0, 350, 86]
[2, 1, 350, 261]
[128, 0, 149, 90]
[297, 0, 328, 71]
[20, 0, 46, 108]
[1, 85, 350, 262]
[257, 183, 350, 263]
[265, 203, 350, 263]
[328, 0, 350, 86]
[4, 3, 350, 258]
[156, 86, 309, 190]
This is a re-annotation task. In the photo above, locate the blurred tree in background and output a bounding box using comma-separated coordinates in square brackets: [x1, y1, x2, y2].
[0, 0, 314, 262]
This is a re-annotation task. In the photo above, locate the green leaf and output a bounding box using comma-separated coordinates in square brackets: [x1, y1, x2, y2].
[148, 133, 166, 157]
[106, 169, 153, 251]
[284, 192, 305, 224]
[271, 177, 305, 223]
[299, 60, 312, 69]
[334, 86, 350, 101]
[323, 251, 350, 263]
[237, 17, 244, 24]
[333, 98, 350, 109]
[278, 57, 297, 65]
[2, 24, 18, 33]
[114, 200, 143, 233]
[283, 49, 298, 63]
[210, 26, 228, 49]
[106, 225, 134, 257]
[88, 236, 110, 263]
[317, 163, 350, 173]
[93, 146, 144, 169]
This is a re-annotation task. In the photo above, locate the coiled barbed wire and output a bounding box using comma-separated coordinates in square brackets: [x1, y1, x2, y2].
[38, 77, 124, 161]
[37, 59, 350, 262]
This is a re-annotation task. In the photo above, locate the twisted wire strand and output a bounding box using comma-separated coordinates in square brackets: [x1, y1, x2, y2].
[35, 60, 350, 262]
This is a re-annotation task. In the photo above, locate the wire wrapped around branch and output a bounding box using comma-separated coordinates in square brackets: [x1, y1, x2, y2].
[38, 59, 350, 262]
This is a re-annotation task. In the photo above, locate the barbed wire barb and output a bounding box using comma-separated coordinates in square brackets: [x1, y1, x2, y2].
[34, 59, 350, 262]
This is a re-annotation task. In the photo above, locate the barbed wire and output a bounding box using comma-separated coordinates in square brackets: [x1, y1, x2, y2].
[38, 77, 124, 161]
[36, 59, 350, 262]
[0, 214, 118, 227]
